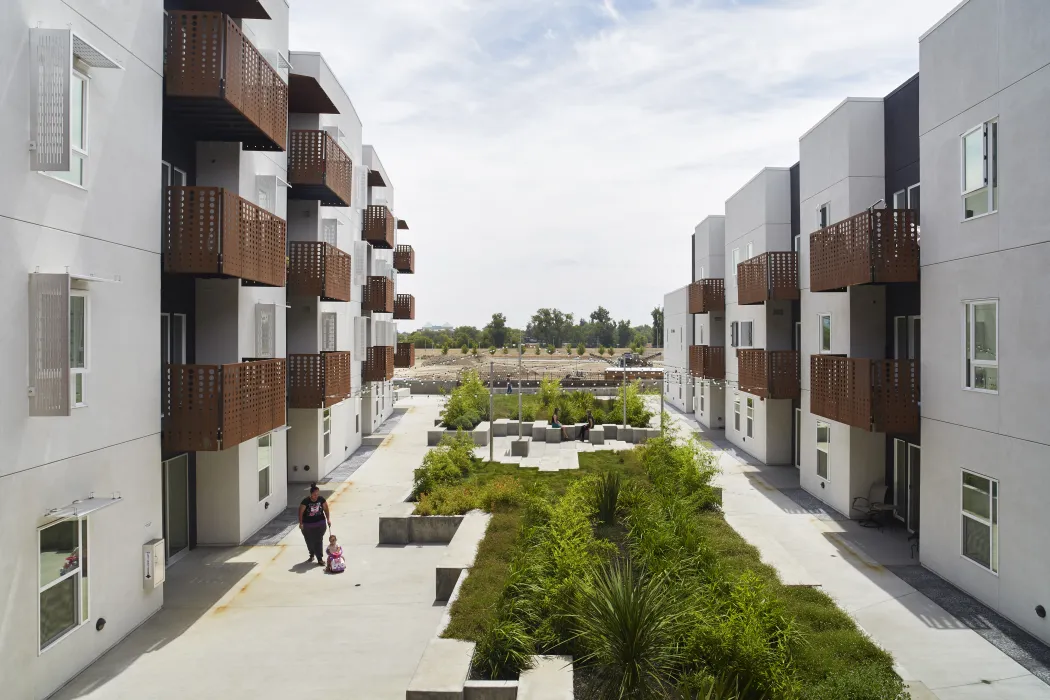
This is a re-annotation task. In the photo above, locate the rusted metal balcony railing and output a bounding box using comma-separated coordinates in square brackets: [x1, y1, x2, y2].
[288, 352, 351, 409]
[810, 355, 919, 433]
[288, 242, 351, 301]
[810, 209, 919, 292]
[364, 346, 395, 382]
[363, 205, 396, 249]
[688, 279, 725, 314]
[394, 294, 415, 321]
[395, 343, 415, 368]
[287, 130, 353, 206]
[163, 359, 286, 452]
[363, 276, 394, 313]
[689, 345, 725, 380]
[165, 12, 287, 151]
[737, 252, 799, 305]
[164, 187, 286, 286]
[737, 350, 800, 400]
[393, 245, 415, 274]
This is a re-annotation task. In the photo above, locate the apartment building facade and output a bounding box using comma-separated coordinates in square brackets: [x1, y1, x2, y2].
[667, 0, 1049, 652]
[917, 0, 1050, 646]
[662, 285, 692, 413]
[2, 1, 416, 696]
[690, 216, 727, 430]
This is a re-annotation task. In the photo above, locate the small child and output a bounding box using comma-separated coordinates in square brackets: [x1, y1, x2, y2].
[325, 534, 346, 574]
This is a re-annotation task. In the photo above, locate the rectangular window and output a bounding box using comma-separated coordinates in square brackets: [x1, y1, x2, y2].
[818, 313, 832, 354]
[258, 434, 272, 501]
[321, 312, 337, 352]
[893, 189, 907, 210]
[699, 266, 704, 280]
[699, 385, 705, 414]
[734, 394, 741, 432]
[70, 291, 88, 407]
[816, 421, 830, 480]
[963, 300, 998, 392]
[255, 304, 276, 359]
[730, 321, 738, 348]
[962, 120, 997, 219]
[745, 242, 753, 260]
[53, 71, 88, 187]
[39, 518, 89, 649]
[745, 397, 754, 438]
[323, 408, 332, 457]
[738, 320, 753, 348]
[819, 203, 830, 229]
[732, 248, 740, 279]
[908, 183, 921, 215]
[961, 470, 998, 573]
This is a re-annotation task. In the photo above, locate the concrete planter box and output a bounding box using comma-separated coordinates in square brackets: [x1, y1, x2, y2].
[506, 420, 520, 436]
[620, 427, 634, 443]
[492, 419, 509, 437]
[428, 422, 491, 447]
[545, 427, 562, 443]
[531, 422, 547, 441]
[590, 426, 605, 445]
[603, 424, 618, 440]
[427, 429, 447, 447]
[464, 681, 517, 699]
[521, 421, 534, 436]
[511, 439, 530, 457]
[472, 422, 491, 447]
[635, 428, 649, 444]
[378, 514, 464, 545]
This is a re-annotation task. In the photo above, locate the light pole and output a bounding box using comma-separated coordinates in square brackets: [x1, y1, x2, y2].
[489, 361, 494, 463]
[517, 341, 523, 439]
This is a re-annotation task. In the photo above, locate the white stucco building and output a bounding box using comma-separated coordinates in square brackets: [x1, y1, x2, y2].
[662, 285, 692, 413]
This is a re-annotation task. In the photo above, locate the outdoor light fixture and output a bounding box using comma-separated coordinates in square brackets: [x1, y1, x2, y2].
[1037, 605, 1046, 619]
[96, 618, 106, 631]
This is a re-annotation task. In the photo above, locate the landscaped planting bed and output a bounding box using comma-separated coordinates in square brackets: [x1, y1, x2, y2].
[412, 423, 909, 700]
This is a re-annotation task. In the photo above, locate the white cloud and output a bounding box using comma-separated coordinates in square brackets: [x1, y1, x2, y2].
[289, 0, 959, 330]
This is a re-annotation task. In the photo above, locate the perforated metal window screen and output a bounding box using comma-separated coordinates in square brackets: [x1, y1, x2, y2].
[255, 304, 276, 358]
[29, 29, 71, 172]
[354, 316, 368, 357]
[352, 241, 368, 287]
[72, 34, 121, 69]
[29, 273, 71, 416]
[322, 312, 337, 352]
[373, 320, 395, 347]
[322, 218, 339, 247]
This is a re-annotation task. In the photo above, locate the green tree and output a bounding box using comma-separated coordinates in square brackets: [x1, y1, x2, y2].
[616, 320, 632, 348]
[577, 342, 586, 356]
[651, 307, 664, 348]
[547, 344, 555, 355]
[484, 313, 508, 348]
[598, 346, 606, 356]
[461, 344, 468, 354]
[502, 346, 509, 355]
[441, 344, 449, 355]
[489, 345, 496, 355]
[534, 345, 541, 355]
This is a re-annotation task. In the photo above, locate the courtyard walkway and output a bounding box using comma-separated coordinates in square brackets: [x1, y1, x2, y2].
[662, 405, 1050, 700]
[52, 396, 462, 700]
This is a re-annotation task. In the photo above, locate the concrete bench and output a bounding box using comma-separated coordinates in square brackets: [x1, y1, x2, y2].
[492, 419, 509, 437]
[620, 427, 634, 443]
[518, 655, 573, 700]
[406, 638, 475, 700]
[506, 420, 520, 436]
[511, 438, 530, 457]
[395, 387, 411, 401]
[436, 511, 490, 601]
[603, 424, 618, 440]
[531, 422, 547, 441]
[471, 422, 490, 447]
[427, 429, 447, 447]
[463, 681, 516, 699]
[635, 428, 649, 444]
[590, 425, 605, 445]
[520, 420, 534, 436]
[545, 427, 563, 443]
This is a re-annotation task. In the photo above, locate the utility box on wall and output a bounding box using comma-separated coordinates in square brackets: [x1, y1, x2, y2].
[143, 539, 165, 590]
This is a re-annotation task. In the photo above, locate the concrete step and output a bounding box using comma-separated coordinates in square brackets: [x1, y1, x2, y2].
[406, 638, 475, 700]
[518, 655, 573, 700]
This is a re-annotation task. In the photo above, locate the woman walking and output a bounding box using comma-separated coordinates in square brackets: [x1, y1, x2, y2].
[299, 484, 331, 565]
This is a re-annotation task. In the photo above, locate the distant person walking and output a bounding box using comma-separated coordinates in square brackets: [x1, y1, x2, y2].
[298, 484, 331, 565]
[507, 381, 513, 394]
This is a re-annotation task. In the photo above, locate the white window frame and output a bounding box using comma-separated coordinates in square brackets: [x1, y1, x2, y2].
[962, 300, 998, 394]
[961, 469, 998, 574]
[70, 290, 89, 408]
[323, 408, 332, 457]
[699, 266, 704, 280]
[745, 397, 754, 438]
[49, 69, 89, 188]
[817, 313, 832, 354]
[699, 383, 705, 414]
[907, 183, 920, 211]
[893, 189, 907, 210]
[258, 433, 272, 501]
[961, 120, 998, 221]
[733, 394, 741, 432]
[731, 248, 740, 280]
[816, 421, 830, 480]
[818, 203, 830, 229]
[745, 241, 753, 260]
[38, 517, 90, 652]
[738, 320, 754, 349]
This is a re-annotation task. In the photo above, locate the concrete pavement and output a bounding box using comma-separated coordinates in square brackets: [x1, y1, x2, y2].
[52, 396, 470, 700]
[660, 404, 1050, 700]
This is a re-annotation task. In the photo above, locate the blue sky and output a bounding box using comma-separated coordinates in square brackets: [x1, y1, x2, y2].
[289, 0, 960, 330]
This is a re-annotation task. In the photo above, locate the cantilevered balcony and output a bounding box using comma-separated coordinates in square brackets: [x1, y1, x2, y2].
[737, 350, 799, 400]
[737, 252, 799, 305]
[163, 359, 286, 452]
[363, 276, 394, 313]
[363, 205, 396, 249]
[364, 346, 395, 382]
[394, 294, 415, 321]
[810, 209, 920, 292]
[165, 12, 287, 151]
[393, 245, 415, 274]
[688, 279, 724, 314]
[810, 355, 919, 434]
[288, 352, 351, 409]
[287, 130, 353, 206]
[689, 345, 725, 380]
[288, 242, 351, 302]
[395, 343, 415, 368]
[164, 187, 286, 286]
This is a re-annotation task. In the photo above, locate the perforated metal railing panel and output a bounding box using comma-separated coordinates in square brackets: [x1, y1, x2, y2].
[394, 294, 415, 320]
[164, 364, 222, 452]
[288, 354, 323, 409]
[810, 209, 919, 292]
[165, 187, 223, 276]
[689, 279, 725, 314]
[395, 343, 415, 368]
[365, 346, 395, 382]
[871, 209, 920, 285]
[288, 241, 325, 298]
[810, 355, 871, 430]
[364, 205, 396, 248]
[363, 276, 394, 313]
[737, 349, 769, 398]
[767, 252, 799, 301]
[873, 359, 919, 434]
[221, 359, 286, 448]
[394, 245, 415, 274]
[322, 244, 352, 301]
[737, 255, 769, 305]
[324, 351, 352, 406]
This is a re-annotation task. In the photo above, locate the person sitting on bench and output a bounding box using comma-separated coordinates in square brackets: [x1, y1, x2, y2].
[580, 409, 594, 442]
[551, 409, 569, 440]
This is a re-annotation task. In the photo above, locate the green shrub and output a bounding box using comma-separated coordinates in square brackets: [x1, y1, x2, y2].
[521, 404, 537, 421]
[538, 377, 562, 408]
[611, 380, 655, 428]
[411, 432, 478, 498]
[547, 344, 555, 355]
[441, 369, 489, 429]
[442, 345, 450, 355]
[607, 348, 616, 357]
[461, 344, 468, 354]
[594, 471, 622, 526]
[416, 476, 528, 515]
[534, 345, 541, 355]
[503, 347, 509, 355]
[598, 346, 606, 356]
[489, 345, 497, 354]
[577, 342, 586, 355]
[473, 614, 534, 680]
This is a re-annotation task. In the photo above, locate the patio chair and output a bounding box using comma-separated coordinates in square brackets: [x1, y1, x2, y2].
[852, 482, 894, 529]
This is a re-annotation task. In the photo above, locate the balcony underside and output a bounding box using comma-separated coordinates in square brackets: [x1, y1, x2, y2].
[164, 99, 284, 151]
[287, 183, 350, 207]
